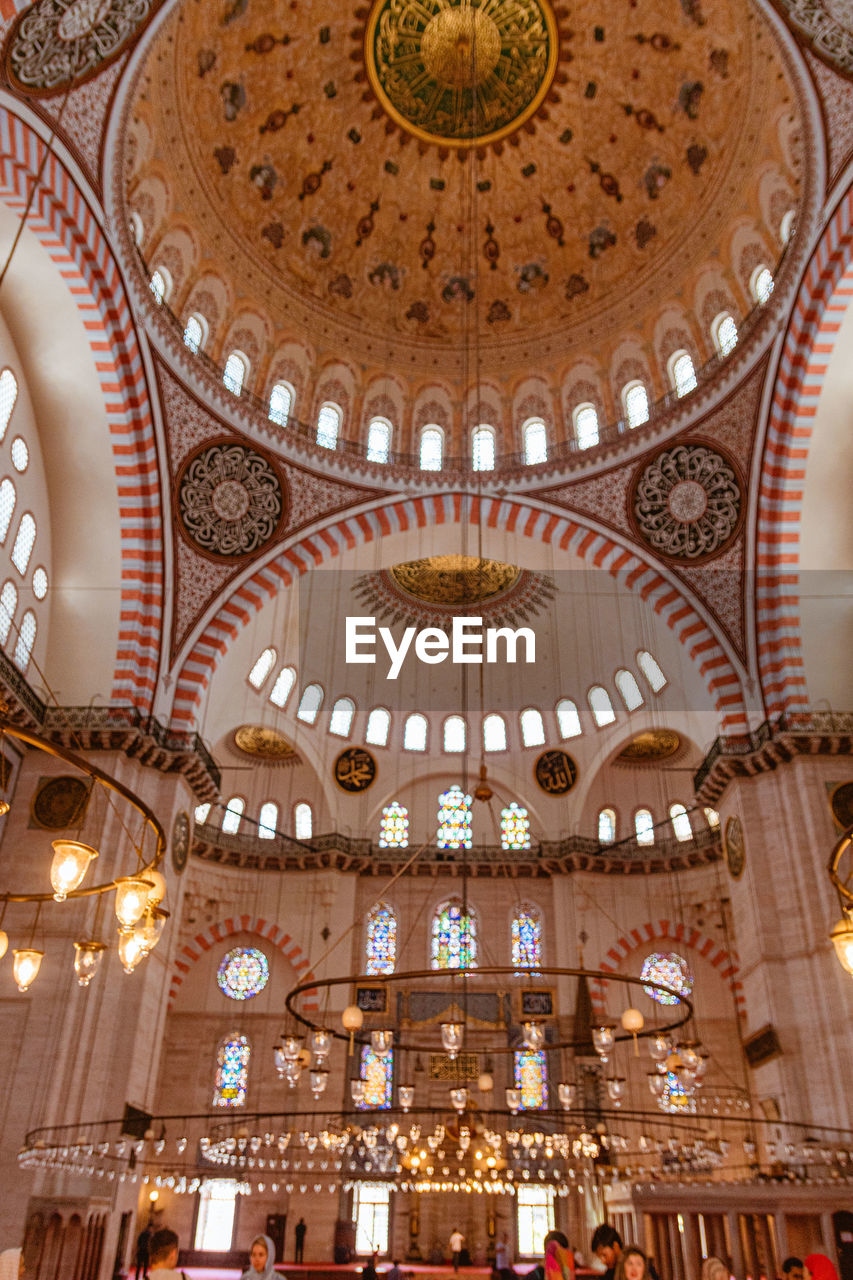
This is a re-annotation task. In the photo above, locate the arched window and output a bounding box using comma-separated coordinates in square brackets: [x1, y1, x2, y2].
[669, 351, 697, 397]
[248, 647, 277, 689]
[712, 313, 738, 357]
[212, 1034, 250, 1108]
[511, 904, 542, 967]
[419, 426, 443, 471]
[223, 352, 247, 396]
[520, 707, 545, 747]
[366, 417, 391, 464]
[598, 807, 616, 844]
[357, 1043, 393, 1109]
[555, 698, 582, 738]
[0, 479, 17, 544]
[501, 803, 530, 850]
[296, 682, 324, 723]
[365, 707, 391, 746]
[258, 802, 278, 839]
[378, 803, 408, 849]
[436, 787, 472, 850]
[588, 685, 616, 727]
[13, 609, 35, 673]
[268, 382, 293, 427]
[523, 418, 547, 465]
[623, 381, 649, 428]
[32, 566, 48, 600]
[128, 212, 144, 246]
[403, 713, 427, 751]
[670, 803, 693, 841]
[573, 402, 599, 450]
[0, 580, 17, 645]
[195, 802, 211, 825]
[269, 666, 296, 707]
[11, 439, 28, 473]
[183, 314, 207, 354]
[366, 902, 397, 974]
[780, 210, 795, 245]
[221, 797, 245, 834]
[443, 715, 466, 753]
[635, 808, 655, 846]
[515, 1049, 547, 1109]
[751, 266, 774, 304]
[329, 696, 355, 737]
[704, 806, 720, 830]
[11, 514, 35, 575]
[0, 371, 17, 443]
[615, 669, 644, 711]
[294, 802, 313, 840]
[149, 268, 169, 305]
[472, 424, 495, 472]
[431, 899, 477, 968]
[317, 402, 341, 450]
[637, 650, 667, 691]
[483, 712, 507, 752]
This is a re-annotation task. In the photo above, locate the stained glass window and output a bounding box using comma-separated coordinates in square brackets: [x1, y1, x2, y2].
[437, 786, 472, 849]
[366, 903, 397, 975]
[431, 900, 477, 969]
[213, 1034, 250, 1108]
[637, 651, 666, 691]
[502, 803, 531, 850]
[511, 905, 541, 968]
[0, 370, 18, 441]
[524, 419, 547, 465]
[248, 647, 277, 689]
[365, 707, 391, 746]
[641, 952, 693, 1006]
[379, 802, 408, 849]
[358, 1044, 393, 1108]
[515, 1049, 548, 1109]
[420, 426, 443, 471]
[217, 947, 270, 1000]
[269, 382, 292, 427]
[660, 1068, 696, 1114]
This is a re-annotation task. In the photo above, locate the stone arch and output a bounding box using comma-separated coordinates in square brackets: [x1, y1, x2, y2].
[168, 493, 750, 732]
[167, 913, 319, 1010]
[591, 918, 745, 1019]
[0, 106, 163, 712]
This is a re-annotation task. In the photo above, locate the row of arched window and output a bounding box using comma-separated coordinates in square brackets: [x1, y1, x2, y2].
[0, 369, 45, 675]
[195, 798, 313, 841]
[365, 897, 541, 975]
[247, 649, 667, 750]
[149, 266, 775, 467]
[598, 803, 719, 847]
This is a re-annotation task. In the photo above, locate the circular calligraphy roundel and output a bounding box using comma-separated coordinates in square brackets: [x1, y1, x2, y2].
[177, 441, 286, 560]
[6, 0, 154, 94]
[534, 749, 578, 796]
[631, 441, 743, 563]
[334, 747, 377, 793]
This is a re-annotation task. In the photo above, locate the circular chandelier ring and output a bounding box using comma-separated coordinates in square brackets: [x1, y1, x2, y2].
[828, 824, 853, 906]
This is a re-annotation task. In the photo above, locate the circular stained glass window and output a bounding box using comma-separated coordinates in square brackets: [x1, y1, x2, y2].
[641, 951, 693, 1006]
[217, 947, 269, 1000]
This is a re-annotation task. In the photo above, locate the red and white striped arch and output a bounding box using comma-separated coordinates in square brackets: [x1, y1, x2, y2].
[168, 913, 319, 1011]
[169, 493, 749, 733]
[0, 107, 163, 712]
[756, 183, 853, 718]
[591, 918, 746, 1020]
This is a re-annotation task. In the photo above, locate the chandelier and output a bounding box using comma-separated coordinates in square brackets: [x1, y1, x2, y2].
[829, 823, 853, 976]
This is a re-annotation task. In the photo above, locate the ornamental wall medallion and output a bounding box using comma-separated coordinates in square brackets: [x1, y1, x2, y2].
[631, 441, 743, 563]
[177, 441, 286, 560]
[829, 780, 853, 831]
[534, 749, 577, 796]
[232, 724, 301, 765]
[171, 809, 190, 874]
[5, 0, 154, 94]
[616, 729, 682, 764]
[334, 746, 377, 793]
[771, 0, 853, 79]
[31, 775, 91, 829]
[723, 815, 745, 879]
[365, 0, 558, 147]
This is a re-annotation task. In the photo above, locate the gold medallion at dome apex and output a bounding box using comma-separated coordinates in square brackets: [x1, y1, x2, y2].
[389, 555, 520, 605]
[367, 0, 557, 146]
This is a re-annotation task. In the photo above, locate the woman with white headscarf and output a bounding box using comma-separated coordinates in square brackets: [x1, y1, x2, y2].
[241, 1234, 277, 1280]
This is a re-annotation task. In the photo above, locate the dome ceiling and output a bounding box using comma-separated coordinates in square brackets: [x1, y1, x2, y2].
[129, 0, 801, 375]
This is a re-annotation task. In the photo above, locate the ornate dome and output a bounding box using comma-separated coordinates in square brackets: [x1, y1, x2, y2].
[126, 0, 803, 387]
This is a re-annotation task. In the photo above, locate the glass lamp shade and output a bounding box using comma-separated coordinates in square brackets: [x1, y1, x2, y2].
[341, 1005, 364, 1033]
[0, 929, 7, 960]
[477, 1072, 494, 1093]
[398, 1085, 414, 1112]
[621, 1007, 644, 1033]
[273, 1046, 287, 1077]
[73, 940, 106, 987]
[647, 1071, 666, 1098]
[558, 1082, 576, 1110]
[117, 928, 145, 974]
[350, 1079, 365, 1104]
[649, 1032, 670, 1060]
[521, 1020, 545, 1050]
[830, 914, 853, 975]
[135, 907, 168, 955]
[606, 1077, 626, 1108]
[114, 877, 154, 931]
[281, 1035, 303, 1062]
[311, 1029, 332, 1062]
[695, 1053, 709, 1078]
[505, 1088, 521, 1115]
[50, 840, 99, 902]
[449, 1087, 468, 1113]
[441, 1021, 464, 1060]
[12, 948, 43, 992]
[592, 1025, 614, 1061]
[309, 1069, 329, 1098]
[143, 869, 167, 906]
[284, 1061, 301, 1088]
[371, 1029, 394, 1058]
[0, 799, 9, 817]
[679, 1042, 702, 1074]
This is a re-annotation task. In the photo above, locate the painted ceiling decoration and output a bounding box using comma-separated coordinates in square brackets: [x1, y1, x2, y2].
[630, 441, 743, 563]
[771, 0, 853, 79]
[5, 0, 155, 93]
[390, 555, 520, 604]
[232, 724, 302, 764]
[176, 440, 287, 559]
[353, 555, 557, 628]
[615, 730, 683, 764]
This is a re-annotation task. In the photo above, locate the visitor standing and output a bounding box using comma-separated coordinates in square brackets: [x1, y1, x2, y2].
[614, 1249, 651, 1280]
[135, 1222, 154, 1280]
[591, 1226, 623, 1280]
[294, 1218, 307, 1264]
[495, 1238, 509, 1272]
[148, 1229, 186, 1280]
[241, 1234, 277, 1280]
[450, 1230, 465, 1272]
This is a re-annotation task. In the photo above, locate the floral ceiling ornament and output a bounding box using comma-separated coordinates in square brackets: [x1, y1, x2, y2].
[770, 0, 853, 79]
[177, 441, 286, 559]
[6, 0, 153, 92]
[631, 441, 742, 561]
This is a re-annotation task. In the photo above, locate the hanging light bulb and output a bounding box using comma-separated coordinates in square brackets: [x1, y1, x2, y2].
[649, 1032, 669, 1060]
[311, 1029, 332, 1063]
[0, 928, 8, 959]
[351, 1079, 365, 1105]
[477, 1072, 494, 1094]
[620, 1007, 644, 1056]
[309, 1069, 329, 1098]
[557, 1082, 575, 1110]
[281, 1035, 303, 1062]
[342, 1004, 363, 1053]
[678, 1041, 702, 1074]
[592, 1026, 614, 1062]
[117, 929, 145, 974]
[505, 1088, 521, 1115]
[50, 840, 99, 902]
[143, 869, 167, 906]
[73, 940, 106, 987]
[134, 907, 169, 956]
[12, 948, 43, 992]
[449, 1087, 468, 1113]
[284, 1060, 301, 1088]
[441, 1022, 464, 1060]
[399, 1085, 414, 1112]
[606, 1077, 626, 1108]
[371, 1029, 394, 1058]
[830, 913, 853, 976]
[647, 1072, 665, 1098]
[521, 1020, 545, 1050]
[273, 1046, 287, 1077]
[114, 877, 154, 931]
